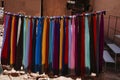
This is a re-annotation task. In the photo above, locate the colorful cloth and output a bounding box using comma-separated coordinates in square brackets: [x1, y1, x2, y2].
[1, 15, 11, 65]
[99, 14, 104, 72]
[53, 18, 60, 75]
[15, 16, 24, 70]
[59, 18, 64, 71]
[85, 15, 90, 75]
[35, 18, 43, 72]
[1, 13, 105, 76]
[70, 16, 75, 72]
[48, 18, 54, 71]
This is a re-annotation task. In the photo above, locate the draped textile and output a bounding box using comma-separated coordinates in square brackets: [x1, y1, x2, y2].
[85, 15, 90, 74]
[1, 12, 105, 76]
[59, 18, 64, 73]
[32, 18, 37, 72]
[80, 16, 85, 76]
[99, 14, 104, 72]
[1, 15, 11, 65]
[53, 18, 60, 75]
[35, 18, 43, 72]
[48, 18, 54, 71]
[15, 16, 24, 70]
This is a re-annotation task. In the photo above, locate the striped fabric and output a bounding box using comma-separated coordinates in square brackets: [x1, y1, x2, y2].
[1, 13, 105, 76]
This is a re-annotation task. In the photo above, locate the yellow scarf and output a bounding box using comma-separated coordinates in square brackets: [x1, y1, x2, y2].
[59, 18, 64, 70]
[10, 16, 15, 65]
[42, 18, 47, 65]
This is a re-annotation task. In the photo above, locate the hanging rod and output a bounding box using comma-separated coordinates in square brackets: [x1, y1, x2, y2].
[3, 10, 106, 18]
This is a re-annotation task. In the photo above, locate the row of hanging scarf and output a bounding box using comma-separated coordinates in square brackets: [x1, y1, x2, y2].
[1, 11, 105, 76]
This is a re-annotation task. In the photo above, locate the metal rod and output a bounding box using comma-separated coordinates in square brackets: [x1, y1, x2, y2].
[3, 11, 106, 18]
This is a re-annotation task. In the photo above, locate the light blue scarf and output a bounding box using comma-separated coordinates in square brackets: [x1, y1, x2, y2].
[48, 19, 54, 68]
[22, 17, 27, 69]
[85, 15, 90, 74]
